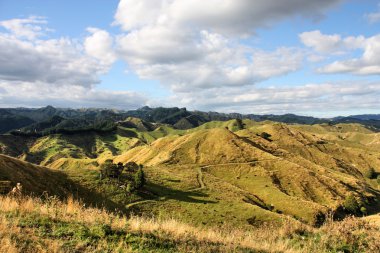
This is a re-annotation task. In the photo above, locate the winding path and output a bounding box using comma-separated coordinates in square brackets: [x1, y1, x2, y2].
[196, 167, 206, 189]
[126, 199, 156, 208]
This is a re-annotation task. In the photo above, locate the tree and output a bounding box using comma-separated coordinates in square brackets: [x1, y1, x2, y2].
[343, 194, 360, 214]
[125, 161, 139, 172]
[134, 168, 145, 189]
[260, 132, 272, 141]
[100, 159, 121, 180]
[100, 159, 113, 179]
[360, 206, 367, 215]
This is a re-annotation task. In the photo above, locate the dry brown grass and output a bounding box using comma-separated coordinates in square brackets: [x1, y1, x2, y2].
[0, 194, 379, 253]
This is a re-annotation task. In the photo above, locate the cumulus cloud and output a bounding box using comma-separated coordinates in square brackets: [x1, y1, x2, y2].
[84, 28, 117, 66]
[0, 33, 109, 87]
[299, 30, 343, 54]
[0, 80, 147, 109]
[300, 30, 366, 54]
[162, 81, 380, 116]
[300, 30, 380, 75]
[113, 0, 338, 91]
[0, 17, 117, 87]
[114, 0, 343, 36]
[366, 12, 380, 24]
[0, 16, 146, 109]
[117, 25, 304, 91]
[364, 3, 380, 24]
[321, 35, 380, 75]
[128, 42, 303, 92]
[0, 16, 50, 40]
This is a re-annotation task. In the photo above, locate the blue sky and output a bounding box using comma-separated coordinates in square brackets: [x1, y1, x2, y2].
[0, 0, 379, 117]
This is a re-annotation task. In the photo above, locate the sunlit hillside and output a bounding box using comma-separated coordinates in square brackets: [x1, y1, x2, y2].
[1, 194, 379, 252]
[1, 119, 379, 228]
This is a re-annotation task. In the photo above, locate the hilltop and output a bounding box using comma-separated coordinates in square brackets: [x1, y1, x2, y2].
[110, 121, 380, 225]
[0, 109, 380, 251]
[0, 105, 379, 227]
[1, 106, 380, 135]
[0, 154, 151, 213]
[1, 115, 379, 227]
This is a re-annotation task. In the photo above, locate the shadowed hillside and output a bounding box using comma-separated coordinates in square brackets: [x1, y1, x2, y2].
[113, 120, 380, 225]
[2, 194, 379, 252]
[0, 119, 379, 227]
[0, 154, 146, 213]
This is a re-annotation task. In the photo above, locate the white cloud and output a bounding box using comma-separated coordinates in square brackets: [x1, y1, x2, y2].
[131, 45, 303, 92]
[300, 30, 366, 54]
[364, 3, 380, 24]
[0, 16, 50, 40]
[0, 33, 108, 87]
[114, 0, 336, 92]
[318, 34, 380, 75]
[0, 80, 147, 109]
[116, 24, 202, 65]
[0, 16, 146, 109]
[84, 28, 117, 66]
[161, 81, 380, 116]
[299, 30, 343, 54]
[300, 30, 380, 75]
[366, 12, 380, 24]
[114, 0, 343, 36]
[0, 16, 118, 87]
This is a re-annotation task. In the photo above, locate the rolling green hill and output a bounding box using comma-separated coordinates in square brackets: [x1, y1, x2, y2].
[0, 118, 379, 228]
[0, 154, 147, 213]
[111, 121, 380, 225]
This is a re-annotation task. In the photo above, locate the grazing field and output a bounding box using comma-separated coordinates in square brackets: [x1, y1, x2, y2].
[0, 194, 379, 252]
[0, 119, 379, 249]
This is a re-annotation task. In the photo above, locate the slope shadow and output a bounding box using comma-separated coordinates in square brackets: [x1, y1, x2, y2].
[58, 171, 129, 213]
[61, 133, 98, 158]
[146, 182, 217, 204]
[0, 159, 128, 213]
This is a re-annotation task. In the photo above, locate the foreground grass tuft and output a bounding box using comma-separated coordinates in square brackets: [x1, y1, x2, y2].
[0, 195, 379, 252]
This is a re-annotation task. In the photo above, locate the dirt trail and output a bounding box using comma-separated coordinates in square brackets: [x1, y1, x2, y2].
[199, 158, 281, 169]
[188, 167, 206, 192]
[126, 199, 156, 208]
[196, 167, 206, 189]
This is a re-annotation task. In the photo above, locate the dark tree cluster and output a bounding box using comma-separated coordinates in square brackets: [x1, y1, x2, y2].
[99, 159, 145, 193]
[342, 194, 367, 215]
[259, 132, 272, 141]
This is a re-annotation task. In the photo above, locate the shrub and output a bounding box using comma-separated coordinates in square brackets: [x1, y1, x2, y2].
[125, 162, 139, 172]
[260, 132, 272, 141]
[343, 194, 360, 214]
[126, 183, 134, 193]
[100, 160, 122, 180]
[134, 168, 145, 189]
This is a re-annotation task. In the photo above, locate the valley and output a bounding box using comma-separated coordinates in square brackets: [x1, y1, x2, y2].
[0, 109, 379, 229]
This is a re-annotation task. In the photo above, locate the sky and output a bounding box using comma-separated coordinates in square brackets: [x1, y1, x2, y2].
[0, 0, 379, 117]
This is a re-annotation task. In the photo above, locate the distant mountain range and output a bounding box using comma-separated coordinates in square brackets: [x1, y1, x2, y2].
[0, 105, 379, 135]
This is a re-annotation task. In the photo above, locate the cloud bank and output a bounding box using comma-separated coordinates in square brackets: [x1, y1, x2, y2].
[113, 0, 343, 92]
[301, 30, 380, 75]
[1, 0, 379, 116]
[0, 16, 145, 109]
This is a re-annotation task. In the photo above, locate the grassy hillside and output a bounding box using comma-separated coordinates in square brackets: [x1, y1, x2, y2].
[1, 194, 379, 252]
[113, 120, 380, 225]
[0, 154, 146, 213]
[0, 130, 143, 166]
[0, 154, 74, 197]
[0, 119, 379, 228]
